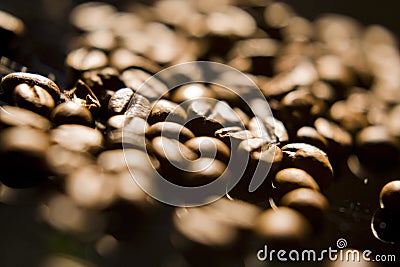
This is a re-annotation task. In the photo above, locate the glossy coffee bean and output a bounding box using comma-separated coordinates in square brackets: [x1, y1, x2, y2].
[355, 125, 399, 167]
[379, 180, 400, 211]
[254, 207, 312, 248]
[0, 105, 50, 131]
[280, 188, 329, 229]
[110, 48, 162, 74]
[13, 83, 55, 116]
[50, 124, 104, 154]
[125, 93, 151, 120]
[247, 116, 289, 144]
[215, 127, 254, 148]
[0, 127, 50, 188]
[183, 158, 227, 186]
[63, 79, 101, 114]
[186, 99, 224, 136]
[281, 143, 333, 190]
[171, 84, 217, 104]
[108, 88, 134, 116]
[371, 208, 400, 244]
[82, 67, 125, 91]
[185, 137, 230, 163]
[107, 115, 149, 135]
[273, 168, 320, 200]
[1, 72, 61, 103]
[296, 126, 328, 151]
[148, 99, 187, 125]
[146, 121, 194, 143]
[51, 101, 93, 127]
[106, 129, 149, 151]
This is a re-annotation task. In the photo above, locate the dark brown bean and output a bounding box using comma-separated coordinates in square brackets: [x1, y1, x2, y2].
[281, 143, 333, 190]
[148, 99, 187, 125]
[186, 99, 224, 136]
[64, 79, 101, 114]
[82, 67, 125, 92]
[13, 83, 54, 116]
[146, 121, 195, 143]
[51, 101, 93, 127]
[296, 126, 328, 151]
[109, 48, 162, 74]
[380, 180, 400, 211]
[171, 84, 217, 104]
[183, 158, 227, 186]
[215, 127, 254, 148]
[185, 137, 230, 163]
[247, 116, 289, 144]
[106, 129, 149, 151]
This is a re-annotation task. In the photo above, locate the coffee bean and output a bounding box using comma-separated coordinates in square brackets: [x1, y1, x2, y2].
[146, 121, 194, 143]
[282, 16, 314, 42]
[185, 137, 230, 163]
[148, 99, 187, 125]
[121, 68, 168, 101]
[108, 88, 134, 116]
[98, 149, 156, 174]
[64, 79, 101, 115]
[186, 99, 224, 136]
[82, 67, 125, 92]
[51, 101, 94, 127]
[50, 124, 104, 154]
[264, 2, 295, 39]
[65, 47, 108, 86]
[273, 168, 320, 200]
[109, 48, 162, 74]
[329, 100, 368, 133]
[81, 29, 117, 52]
[0, 105, 50, 131]
[316, 54, 356, 90]
[125, 93, 151, 120]
[371, 208, 400, 244]
[214, 127, 254, 148]
[107, 115, 149, 134]
[296, 126, 328, 151]
[0, 127, 50, 188]
[281, 143, 333, 190]
[106, 129, 149, 151]
[254, 207, 312, 248]
[247, 116, 289, 144]
[70, 2, 117, 32]
[1, 72, 61, 103]
[183, 158, 227, 186]
[355, 125, 399, 167]
[171, 84, 217, 104]
[279, 188, 329, 229]
[380, 180, 400, 211]
[0, 10, 25, 53]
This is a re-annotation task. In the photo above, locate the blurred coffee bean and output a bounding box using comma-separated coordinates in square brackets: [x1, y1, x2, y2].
[171, 84, 217, 104]
[0, 105, 50, 131]
[386, 104, 400, 137]
[148, 99, 187, 125]
[279, 188, 329, 229]
[282, 16, 314, 42]
[82, 67, 125, 92]
[314, 117, 353, 157]
[247, 116, 289, 144]
[70, 2, 117, 32]
[379, 180, 400, 211]
[254, 207, 312, 248]
[281, 143, 333, 190]
[109, 48, 162, 74]
[210, 84, 246, 110]
[186, 99, 224, 136]
[214, 127, 253, 148]
[263, 2, 295, 38]
[355, 125, 399, 167]
[0, 127, 50, 188]
[273, 168, 320, 200]
[329, 100, 368, 133]
[1, 72, 61, 103]
[65, 47, 108, 86]
[106, 129, 149, 151]
[46, 145, 95, 177]
[121, 68, 168, 101]
[107, 115, 149, 135]
[371, 208, 400, 244]
[310, 81, 336, 104]
[50, 124, 104, 154]
[185, 137, 230, 163]
[296, 126, 328, 151]
[66, 165, 116, 210]
[108, 88, 134, 116]
[51, 101, 93, 127]
[0, 10, 25, 54]
[64, 79, 101, 115]
[146, 121, 194, 144]
[183, 158, 227, 186]
[124, 93, 151, 120]
[80, 29, 117, 52]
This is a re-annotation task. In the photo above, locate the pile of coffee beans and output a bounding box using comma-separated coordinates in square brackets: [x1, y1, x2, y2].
[1, 0, 400, 266]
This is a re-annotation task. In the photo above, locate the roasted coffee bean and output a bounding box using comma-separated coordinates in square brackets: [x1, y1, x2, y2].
[171, 84, 217, 104]
[82, 67, 125, 92]
[314, 117, 353, 157]
[98, 149, 156, 174]
[80, 29, 117, 51]
[183, 158, 227, 186]
[185, 137, 230, 163]
[214, 127, 254, 148]
[1, 72, 61, 103]
[310, 81, 336, 103]
[280, 188, 329, 229]
[65, 47, 108, 85]
[379, 181, 400, 211]
[107, 115, 149, 134]
[70, 2, 117, 32]
[263, 2, 295, 39]
[121, 68, 168, 101]
[208, 100, 244, 127]
[0, 105, 50, 131]
[371, 208, 400, 244]
[109, 48, 162, 74]
[329, 100, 368, 133]
[51, 101, 94, 127]
[146, 121, 194, 143]
[355, 125, 399, 167]
[273, 168, 320, 200]
[125, 93, 151, 120]
[0, 10, 25, 53]
[254, 207, 312, 248]
[106, 129, 149, 151]
[148, 99, 187, 125]
[386, 104, 400, 137]
[247, 116, 289, 144]
[282, 16, 314, 42]
[186, 99, 224, 136]
[210, 84, 247, 110]
[316, 54, 356, 90]
[64, 79, 101, 114]
[296, 126, 328, 151]
[281, 143, 333, 190]
[50, 124, 104, 154]
[0, 127, 50, 188]
[108, 88, 134, 116]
